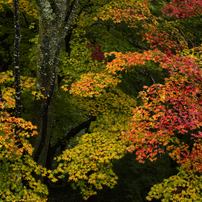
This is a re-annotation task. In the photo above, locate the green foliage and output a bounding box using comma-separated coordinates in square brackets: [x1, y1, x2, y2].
[51, 89, 87, 146]
[0, 0, 38, 74]
[147, 167, 202, 202]
[1, 0, 202, 201]
[52, 87, 136, 200]
[54, 131, 127, 200]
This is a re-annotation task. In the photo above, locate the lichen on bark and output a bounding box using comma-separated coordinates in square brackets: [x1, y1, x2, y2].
[31, 0, 79, 169]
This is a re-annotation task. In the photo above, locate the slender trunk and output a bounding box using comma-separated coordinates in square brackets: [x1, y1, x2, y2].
[31, 0, 79, 168]
[13, 0, 21, 118]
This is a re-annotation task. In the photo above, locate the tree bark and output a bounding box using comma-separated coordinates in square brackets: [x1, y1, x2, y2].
[13, 0, 21, 118]
[31, 0, 79, 168]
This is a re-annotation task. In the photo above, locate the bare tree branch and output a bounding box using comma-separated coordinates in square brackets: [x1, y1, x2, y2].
[46, 116, 96, 170]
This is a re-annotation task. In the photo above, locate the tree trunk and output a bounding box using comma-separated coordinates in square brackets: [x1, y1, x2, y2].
[31, 0, 79, 168]
[13, 0, 21, 118]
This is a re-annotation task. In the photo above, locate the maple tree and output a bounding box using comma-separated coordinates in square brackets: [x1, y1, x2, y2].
[1, 0, 202, 201]
[162, 0, 202, 48]
[100, 0, 202, 201]
[163, 0, 202, 18]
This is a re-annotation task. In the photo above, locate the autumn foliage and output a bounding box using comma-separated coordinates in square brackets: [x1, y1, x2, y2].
[0, 112, 48, 201]
[1, 0, 202, 201]
[163, 0, 202, 18]
[124, 51, 202, 163]
[86, 43, 107, 63]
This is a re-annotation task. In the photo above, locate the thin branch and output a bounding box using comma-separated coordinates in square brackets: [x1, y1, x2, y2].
[148, 71, 160, 92]
[149, 72, 156, 85]
[177, 27, 195, 47]
[0, 61, 8, 69]
[22, 12, 29, 28]
[115, 26, 149, 50]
